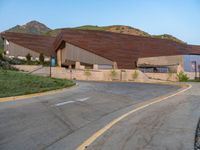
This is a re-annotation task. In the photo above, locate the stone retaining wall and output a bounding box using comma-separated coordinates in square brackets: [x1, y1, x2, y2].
[144, 73, 178, 81]
[14, 65, 149, 82]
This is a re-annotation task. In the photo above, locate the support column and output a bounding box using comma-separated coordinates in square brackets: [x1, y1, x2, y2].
[75, 61, 81, 69]
[57, 49, 62, 67]
[93, 64, 98, 70]
[113, 62, 118, 69]
[177, 64, 184, 73]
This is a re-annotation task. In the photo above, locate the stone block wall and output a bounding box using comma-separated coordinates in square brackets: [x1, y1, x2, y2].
[14, 65, 149, 82]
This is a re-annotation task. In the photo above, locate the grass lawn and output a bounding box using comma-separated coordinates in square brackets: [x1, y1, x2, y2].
[0, 70, 75, 98]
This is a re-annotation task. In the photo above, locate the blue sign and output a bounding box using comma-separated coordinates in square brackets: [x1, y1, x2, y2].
[51, 57, 56, 67]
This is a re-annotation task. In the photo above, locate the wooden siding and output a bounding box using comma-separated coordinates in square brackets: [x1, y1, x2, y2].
[61, 42, 113, 65]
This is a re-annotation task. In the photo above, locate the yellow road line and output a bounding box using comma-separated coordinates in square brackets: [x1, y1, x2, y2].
[76, 84, 192, 150]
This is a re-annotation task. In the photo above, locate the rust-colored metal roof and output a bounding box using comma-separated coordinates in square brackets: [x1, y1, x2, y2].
[1, 32, 56, 57]
[54, 29, 195, 69]
[1, 30, 200, 69]
[186, 45, 200, 55]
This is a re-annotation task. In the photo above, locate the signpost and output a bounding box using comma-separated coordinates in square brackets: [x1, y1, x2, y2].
[191, 61, 197, 79]
[50, 56, 56, 77]
[198, 65, 200, 80]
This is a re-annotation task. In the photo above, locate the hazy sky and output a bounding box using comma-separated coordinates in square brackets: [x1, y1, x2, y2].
[0, 0, 199, 44]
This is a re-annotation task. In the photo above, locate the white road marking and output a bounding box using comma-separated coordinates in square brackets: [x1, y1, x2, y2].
[54, 101, 74, 106]
[77, 97, 90, 102]
[76, 84, 192, 150]
[54, 97, 90, 107]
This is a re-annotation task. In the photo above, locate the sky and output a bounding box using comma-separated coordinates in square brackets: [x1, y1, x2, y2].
[0, 0, 199, 44]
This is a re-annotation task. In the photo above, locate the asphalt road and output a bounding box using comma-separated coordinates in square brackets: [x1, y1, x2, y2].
[0, 81, 198, 150]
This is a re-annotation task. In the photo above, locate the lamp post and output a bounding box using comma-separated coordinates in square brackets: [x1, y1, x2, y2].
[50, 56, 52, 77]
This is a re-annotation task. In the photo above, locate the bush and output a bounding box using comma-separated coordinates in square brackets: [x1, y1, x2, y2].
[0, 59, 18, 71]
[26, 53, 32, 62]
[132, 70, 139, 80]
[110, 69, 118, 80]
[0, 53, 3, 60]
[177, 71, 189, 82]
[84, 69, 91, 80]
[5, 57, 26, 65]
[39, 53, 44, 64]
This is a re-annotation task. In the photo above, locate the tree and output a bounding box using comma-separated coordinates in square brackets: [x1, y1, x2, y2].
[39, 53, 44, 64]
[0, 48, 3, 60]
[26, 53, 31, 62]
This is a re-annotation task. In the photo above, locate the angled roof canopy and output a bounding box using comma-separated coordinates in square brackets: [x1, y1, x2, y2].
[1, 32, 56, 57]
[1, 29, 200, 69]
[54, 29, 197, 69]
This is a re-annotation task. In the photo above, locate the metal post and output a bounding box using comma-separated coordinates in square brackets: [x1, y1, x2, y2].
[191, 61, 197, 80]
[195, 62, 197, 80]
[198, 65, 200, 80]
[70, 69, 72, 80]
[50, 56, 52, 77]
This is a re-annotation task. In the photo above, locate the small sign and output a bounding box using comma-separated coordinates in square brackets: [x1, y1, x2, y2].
[51, 57, 56, 67]
[191, 61, 196, 72]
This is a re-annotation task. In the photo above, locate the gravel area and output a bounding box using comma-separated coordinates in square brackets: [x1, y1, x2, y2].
[195, 119, 200, 150]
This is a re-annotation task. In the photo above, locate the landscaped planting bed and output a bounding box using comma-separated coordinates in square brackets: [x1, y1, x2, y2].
[0, 70, 75, 98]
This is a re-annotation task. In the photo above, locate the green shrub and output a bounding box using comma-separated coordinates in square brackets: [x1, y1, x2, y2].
[84, 69, 91, 80]
[132, 70, 139, 80]
[177, 71, 189, 82]
[5, 57, 26, 65]
[39, 53, 44, 64]
[0, 53, 3, 60]
[110, 69, 118, 80]
[0, 59, 18, 71]
[26, 53, 32, 62]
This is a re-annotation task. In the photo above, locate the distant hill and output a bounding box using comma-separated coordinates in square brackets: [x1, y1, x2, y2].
[0, 21, 51, 50]
[0, 20, 185, 50]
[152, 34, 184, 43]
[46, 25, 151, 37]
[6, 20, 51, 35]
[47, 25, 185, 43]
[77, 25, 151, 37]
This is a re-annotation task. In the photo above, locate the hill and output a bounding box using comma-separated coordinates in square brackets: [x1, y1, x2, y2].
[46, 25, 151, 37]
[6, 20, 51, 34]
[0, 21, 51, 50]
[0, 21, 185, 50]
[152, 34, 184, 43]
[47, 25, 185, 43]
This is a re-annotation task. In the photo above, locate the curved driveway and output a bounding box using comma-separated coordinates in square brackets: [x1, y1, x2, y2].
[0, 81, 198, 150]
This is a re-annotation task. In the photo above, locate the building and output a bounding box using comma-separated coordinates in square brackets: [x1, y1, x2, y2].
[1, 32, 55, 61]
[1, 29, 200, 75]
[54, 29, 200, 73]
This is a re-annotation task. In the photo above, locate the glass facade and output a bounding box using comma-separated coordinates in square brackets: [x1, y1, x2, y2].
[139, 67, 169, 73]
[183, 55, 200, 72]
